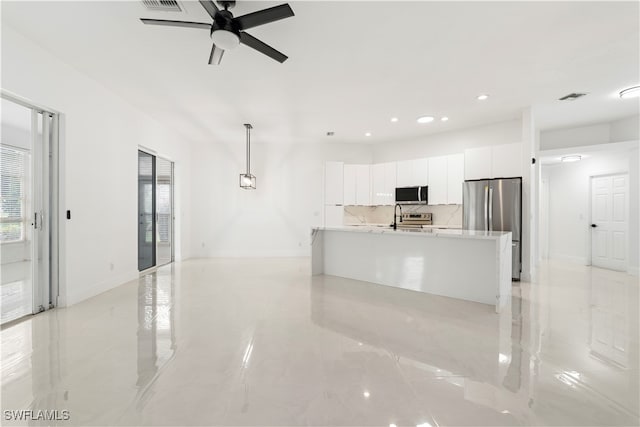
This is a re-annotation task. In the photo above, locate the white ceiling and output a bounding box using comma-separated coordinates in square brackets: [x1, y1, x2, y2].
[2, 1, 639, 145]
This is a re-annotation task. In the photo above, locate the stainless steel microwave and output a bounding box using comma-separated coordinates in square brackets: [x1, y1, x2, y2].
[395, 186, 428, 204]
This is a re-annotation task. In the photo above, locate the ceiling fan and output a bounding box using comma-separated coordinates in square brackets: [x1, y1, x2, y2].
[140, 0, 294, 65]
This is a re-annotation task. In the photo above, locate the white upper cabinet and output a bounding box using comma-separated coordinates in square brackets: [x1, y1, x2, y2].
[371, 163, 386, 205]
[355, 164, 371, 205]
[396, 160, 413, 187]
[412, 158, 429, 185]
[464, 147, 492, 180]
[369, 162, 398, 205]
[325, 161, 344, 205]
[383, 162, 397, 205]
[396, 158, 428, 187]
[465, 143, 523, 180]
[447, 154, 464, 204]
[428, 156, 448, 205]
[492, 143, 522, 178]
[343, 164, 357, 206]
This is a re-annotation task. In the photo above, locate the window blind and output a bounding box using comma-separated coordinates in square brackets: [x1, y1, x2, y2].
[0, 146, 27, 242]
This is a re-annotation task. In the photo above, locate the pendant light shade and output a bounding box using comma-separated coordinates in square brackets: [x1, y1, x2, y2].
[240, 123, 256, 189]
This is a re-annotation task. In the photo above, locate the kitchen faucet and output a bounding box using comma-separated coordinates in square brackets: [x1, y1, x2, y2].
[393, 203, 403, 230]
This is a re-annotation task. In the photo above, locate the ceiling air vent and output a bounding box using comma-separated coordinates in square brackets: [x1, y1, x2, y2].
[141, 0, 182, 12]
[558, 92, 587, 101]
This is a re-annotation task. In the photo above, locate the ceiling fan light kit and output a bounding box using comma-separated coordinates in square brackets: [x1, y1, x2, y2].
[240, 124, 256, 190]
[141, 0, 294, 65]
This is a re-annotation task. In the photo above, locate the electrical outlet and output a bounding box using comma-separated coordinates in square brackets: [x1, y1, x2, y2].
[202, 242, 205, 248]
[109, 262, 114, 271]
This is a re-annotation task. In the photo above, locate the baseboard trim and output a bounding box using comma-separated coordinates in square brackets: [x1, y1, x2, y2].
[66, 270, 139, 306]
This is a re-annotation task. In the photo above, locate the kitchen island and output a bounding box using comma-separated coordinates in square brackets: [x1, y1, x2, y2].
[311, 226, 512, 312]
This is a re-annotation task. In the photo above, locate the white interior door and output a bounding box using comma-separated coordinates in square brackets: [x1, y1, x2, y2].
[591, 174, 628, 271]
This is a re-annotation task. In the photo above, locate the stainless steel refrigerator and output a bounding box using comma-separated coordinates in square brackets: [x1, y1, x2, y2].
[463, 177, 522, 280]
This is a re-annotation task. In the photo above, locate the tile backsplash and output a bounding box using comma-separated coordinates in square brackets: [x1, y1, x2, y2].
[343, 204, 462, 227]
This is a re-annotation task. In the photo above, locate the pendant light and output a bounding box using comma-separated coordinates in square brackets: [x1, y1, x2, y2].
[239, 123, 256, 189]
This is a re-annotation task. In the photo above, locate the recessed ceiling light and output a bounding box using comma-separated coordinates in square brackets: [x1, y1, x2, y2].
[477, 94, 489, 101]
[561, 155, 582, 163]
[441, 117, 449, 122]
[363, 391, 370, 398]
[620, 86, 640, 99]
[390, 117, 399, 123]
[416, 116, 434, 124]
[365, 132, 372, 137]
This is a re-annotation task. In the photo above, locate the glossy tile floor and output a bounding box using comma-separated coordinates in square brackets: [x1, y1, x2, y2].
[1, 258, 638, 426]
[1, 261, 32, 324]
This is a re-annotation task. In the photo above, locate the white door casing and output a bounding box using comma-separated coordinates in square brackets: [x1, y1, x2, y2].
[591, 174, 628, 271]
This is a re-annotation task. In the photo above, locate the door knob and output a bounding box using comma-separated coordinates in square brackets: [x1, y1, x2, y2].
[591, 224, 597, 228]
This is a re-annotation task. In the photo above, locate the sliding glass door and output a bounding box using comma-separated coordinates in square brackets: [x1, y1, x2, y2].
[156, 157, 173, 266]
[138, 150, 173, 272]
[1, 96, 57, 324]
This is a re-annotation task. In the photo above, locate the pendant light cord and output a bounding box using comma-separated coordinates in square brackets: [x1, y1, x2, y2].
[244, 123, 252, 175]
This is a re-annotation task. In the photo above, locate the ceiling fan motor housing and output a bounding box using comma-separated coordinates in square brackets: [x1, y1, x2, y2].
[211, 9, 240, 37]
[217, 0, 236, 9]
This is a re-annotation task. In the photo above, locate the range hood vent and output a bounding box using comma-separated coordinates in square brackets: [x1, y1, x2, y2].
[141, 0, 182, 12]
[558, 92, 587, 101]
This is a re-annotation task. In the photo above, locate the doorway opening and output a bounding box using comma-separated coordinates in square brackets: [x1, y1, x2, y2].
[138, 150, 174, 272]
[1, 94, 59, 325]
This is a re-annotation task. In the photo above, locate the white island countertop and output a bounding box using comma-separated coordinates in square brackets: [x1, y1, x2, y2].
[312, 226, 512, 312]
[314, 225, 510, 241]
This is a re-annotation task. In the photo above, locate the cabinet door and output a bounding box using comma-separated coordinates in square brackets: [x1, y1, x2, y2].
[428, 156, 447, 205]
[371, 163, 385, 205]
[343, 164, 357, 206]
[324, 205, 344, 226]
[447, 153, 464, 204]
[384, 162, 397, 205]
[325, 161, 344, 205]
[412, 158, 429, 185]
[396, 160, 413, 187]
[492, 142, 522, 178]
[355, 164, 371, 205]
[464, 147, 492, 180]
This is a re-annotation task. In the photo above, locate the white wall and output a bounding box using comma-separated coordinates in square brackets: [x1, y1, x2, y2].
[2, 26, 194, 305]
[190, 141, 371, 257]
[543, 149, 639, 274]
[540, 115, 640, 150]
[371, 119, 522, 162]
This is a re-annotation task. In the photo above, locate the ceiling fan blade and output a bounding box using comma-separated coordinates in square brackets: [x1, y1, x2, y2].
[208, 43, 224, 65]
[140, 19, 210, 29]
[198, 0, 219, 19]
[234, 4, 294, 31]
[239, 32, 288, 63]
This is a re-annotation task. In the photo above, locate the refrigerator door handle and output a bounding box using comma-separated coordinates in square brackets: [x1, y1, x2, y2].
[488, 187, 493, 231]
[484, 185, 489, 231]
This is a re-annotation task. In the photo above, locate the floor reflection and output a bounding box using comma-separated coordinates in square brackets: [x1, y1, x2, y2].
[1, 261, 32, 324]
[0, 259, 637, 426]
